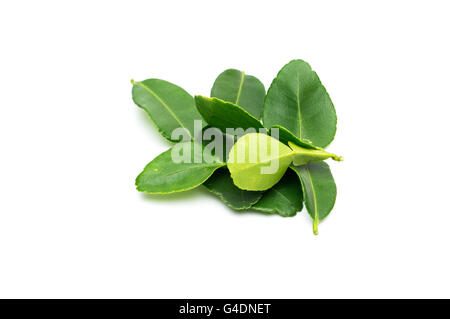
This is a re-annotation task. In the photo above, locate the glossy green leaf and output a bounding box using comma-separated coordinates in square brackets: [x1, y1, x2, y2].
[195, 96, 264, 133]
[268, 125, 319, 150]
[131, 80, 259, 210]
[269, 125, 343, 166]
[252, 168, 303, 217]
[201, 126, 236, 162]
[136, 142, 225, 194]
[132, 79, 204, 142]
[227, 133, 294, 191]
[291, 162, 337, 235]
[211, 69, 265, 119]
[203, 167, 263, 210]
[289, 142, 343, 166]
[263, 60, 337, 148]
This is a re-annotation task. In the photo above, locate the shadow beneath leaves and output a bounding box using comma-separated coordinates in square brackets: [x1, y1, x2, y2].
[228, 209, 278, 218]
[201, 193, 280, 218]
[140, 186, 210, 203]
[135, 110, 172, 147]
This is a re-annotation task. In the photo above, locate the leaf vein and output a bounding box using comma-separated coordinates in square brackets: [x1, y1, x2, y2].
[235, 71, 245, 105]
[136, 81, 192, 139]
[296, 75, 302, 139]
[305, 167, 319, 234]
[272, 188, 292, 204]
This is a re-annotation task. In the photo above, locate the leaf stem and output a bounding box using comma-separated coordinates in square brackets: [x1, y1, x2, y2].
[313, 219, 319, 235]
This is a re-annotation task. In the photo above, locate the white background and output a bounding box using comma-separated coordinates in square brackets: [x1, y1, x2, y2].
[1, 0, 449, 298]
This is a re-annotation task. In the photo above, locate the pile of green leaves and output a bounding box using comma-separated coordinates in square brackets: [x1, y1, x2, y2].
[131, 59, 342, 234]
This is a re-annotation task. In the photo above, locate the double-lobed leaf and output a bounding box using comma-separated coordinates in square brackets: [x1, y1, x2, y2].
[291, 162, 337, 235]
[226, 132, 340, 192]
[136, 142, 225, 194]
[253, 125, 312, 217]
[211, 69, 265, 119]
[255, 124, 340, 219]
[268, 125, 342, 166]
[227, 133, 294, 191]
[263, 60, 337, 148]
[131, 79, 204, 142]
[247, 60, 339, 222]
[252, 168, 303, 217]
[132, 62, 340, 234]
[289, 142, 342, 166]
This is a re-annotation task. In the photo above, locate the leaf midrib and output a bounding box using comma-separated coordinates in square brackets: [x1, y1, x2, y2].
[272, 188, 294, 205]
[235, 71, 245, 105]
[136, 81, 192, 139]
[144, 163, 225, 180]
[305, 166, 319, 234]
[296, 75, 302, 139]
